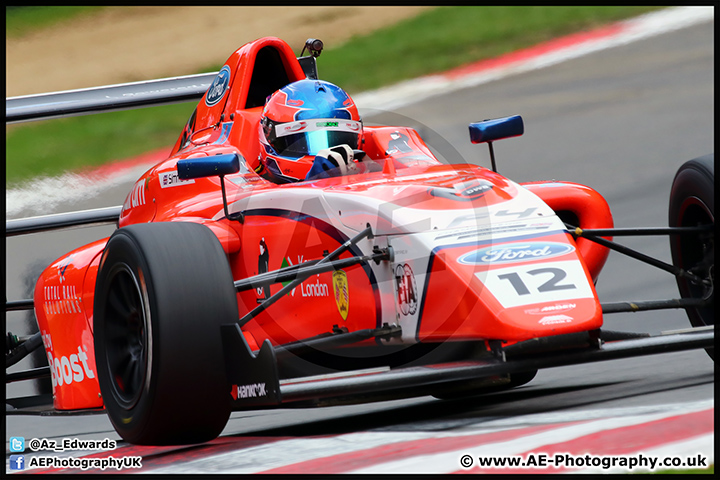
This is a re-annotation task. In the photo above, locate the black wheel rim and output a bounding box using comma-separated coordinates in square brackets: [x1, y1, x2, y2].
[677, 198, 714, 326]
[103, 263, 149, 409]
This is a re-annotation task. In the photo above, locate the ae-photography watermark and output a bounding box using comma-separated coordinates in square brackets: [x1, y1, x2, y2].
[8, 436, 141, 471]
[10, 455, 142, 471]
[459, 452, 709, 471]
[12, 436, 117, 453]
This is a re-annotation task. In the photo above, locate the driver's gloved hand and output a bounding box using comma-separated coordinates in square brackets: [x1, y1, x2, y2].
[304, 145, 356, 180]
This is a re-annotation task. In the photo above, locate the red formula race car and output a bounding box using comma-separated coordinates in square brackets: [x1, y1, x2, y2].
[5, 37, 714, 445]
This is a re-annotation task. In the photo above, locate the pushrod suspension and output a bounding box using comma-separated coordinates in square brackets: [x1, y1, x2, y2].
[570, 224, 712, 237]
[566, 224, 710, 285]
[235, 252, 385, 292]
[602, 297, 710, 314]
[236, 226, 377, 328]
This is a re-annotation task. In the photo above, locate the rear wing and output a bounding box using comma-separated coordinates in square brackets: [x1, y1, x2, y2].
[6, 73, 216, 124]
[6, 52, 318, 124]
[6, 206, 123, 236]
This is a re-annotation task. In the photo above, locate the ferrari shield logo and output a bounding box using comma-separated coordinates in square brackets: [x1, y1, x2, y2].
[332, 270, 349, 320]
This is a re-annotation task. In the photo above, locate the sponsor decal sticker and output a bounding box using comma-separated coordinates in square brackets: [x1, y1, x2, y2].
[257, 238, 270, 301]
[280, 255, 331, 298]
[42, 331, 53, 351]
[159, 170, 195, 188]
[280, 255, 296, 296]
[275, 119, 362, 138]
[458, 242, 575, 265]
[539, 314, 574, 325]
[237, 382, 267, 399]
[332, 270, 350, 320]
[123, 179, 146, 211]
[431, 179, 494, 201]
[205, 65, 231, 107]
[475, 260, 594, 308]
[301, 278, 329, 297]
[395, 263, 418, 316]
[282, 121, 307, 134]
[525, 303, 577, 315]
[47, 346, 96, 388]
[43, 284, 82, 315]
[57, 255, 73, 283]
[460, 182, 493, 197]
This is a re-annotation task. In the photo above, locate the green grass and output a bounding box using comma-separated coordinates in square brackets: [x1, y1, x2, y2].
[320, 6, 664, 93]
[6, 103, 195, 181]
[6, 6, 665, 186]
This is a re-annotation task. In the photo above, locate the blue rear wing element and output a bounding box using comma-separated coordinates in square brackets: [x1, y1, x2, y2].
[177, 153, 240, 180]
[469, 115, 524, 144]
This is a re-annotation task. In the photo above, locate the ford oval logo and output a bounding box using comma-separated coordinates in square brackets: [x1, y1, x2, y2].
[205, 65, 231, 107]
[458, 242, 575, 265]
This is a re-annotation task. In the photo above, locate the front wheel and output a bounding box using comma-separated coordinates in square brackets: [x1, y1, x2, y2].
[668, 154, 714, 359]
[94, 222, 237, 444]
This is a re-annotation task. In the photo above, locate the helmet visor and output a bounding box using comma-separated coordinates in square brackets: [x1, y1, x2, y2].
[270, 119, 362, 158]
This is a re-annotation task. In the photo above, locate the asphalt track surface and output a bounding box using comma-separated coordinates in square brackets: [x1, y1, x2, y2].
[5, 20, 714, 473]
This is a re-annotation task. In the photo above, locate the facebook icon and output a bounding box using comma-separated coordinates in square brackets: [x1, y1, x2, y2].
[9, 455, 25, 471]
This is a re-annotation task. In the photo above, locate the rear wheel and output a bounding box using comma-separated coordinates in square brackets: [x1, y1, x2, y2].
[94, 222, 237, 444]
[668, 154, 714, 359]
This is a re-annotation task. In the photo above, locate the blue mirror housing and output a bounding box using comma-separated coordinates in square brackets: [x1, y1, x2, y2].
[177, 153, 240, 180]
[469, 115, 524, 144]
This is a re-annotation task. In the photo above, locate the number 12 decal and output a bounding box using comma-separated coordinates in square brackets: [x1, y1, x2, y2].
[475, 261, 595, 308]
[497, 267, 575, 295]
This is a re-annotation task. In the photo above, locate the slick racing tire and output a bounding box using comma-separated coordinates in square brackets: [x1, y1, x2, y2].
[94, 222, 236, 444]
[668, 154, 714, 360]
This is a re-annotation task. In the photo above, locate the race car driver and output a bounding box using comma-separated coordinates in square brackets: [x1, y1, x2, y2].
[257, 79, 363, 183]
